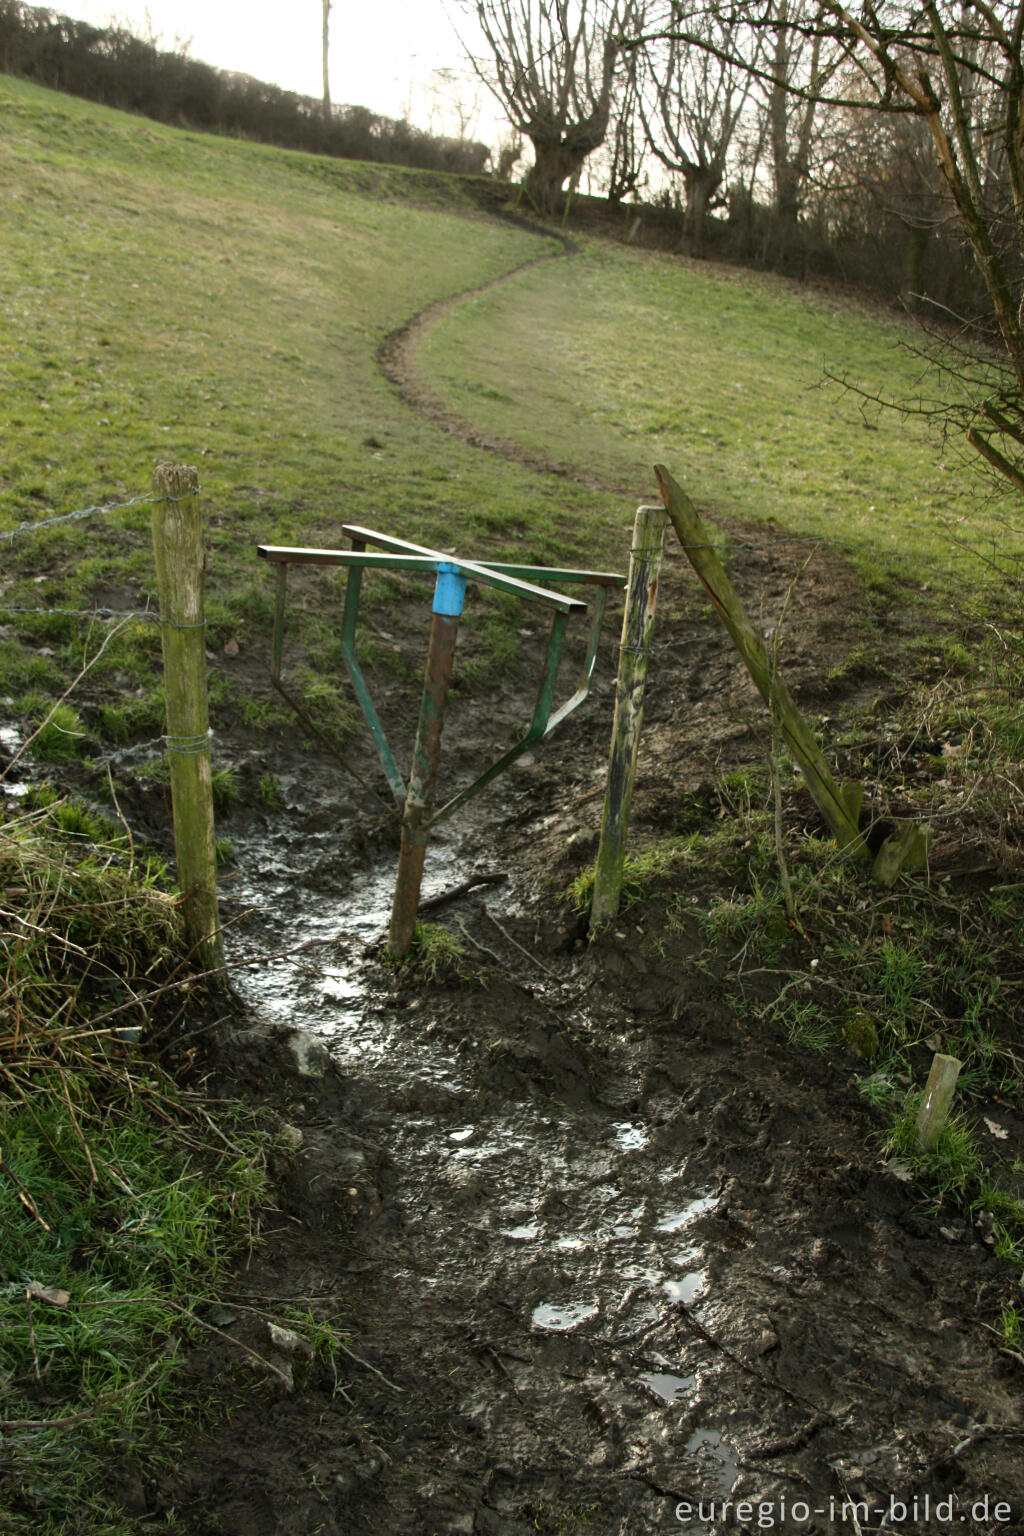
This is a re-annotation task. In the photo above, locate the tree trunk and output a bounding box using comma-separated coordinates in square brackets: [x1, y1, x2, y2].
[524, 140, 589, 216]
[900, 222, 929, 309]
[682, 170, 719, 258]
[322, 0, 331, 125]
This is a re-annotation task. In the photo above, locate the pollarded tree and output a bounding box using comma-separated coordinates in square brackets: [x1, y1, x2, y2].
[637, 4, 756, 254]
[466, 0, 639, 214]
[628, 0, 1024, 493]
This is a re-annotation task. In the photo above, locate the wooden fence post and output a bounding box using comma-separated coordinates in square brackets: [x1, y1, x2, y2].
[151, 464, 225, 978]
[590, 505, 667, 930]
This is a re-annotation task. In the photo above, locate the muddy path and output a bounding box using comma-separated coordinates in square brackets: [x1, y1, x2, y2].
[146, 534, 1024, 1536]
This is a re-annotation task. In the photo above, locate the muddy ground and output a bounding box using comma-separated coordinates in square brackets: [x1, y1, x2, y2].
[125, 524, 1024, 1536]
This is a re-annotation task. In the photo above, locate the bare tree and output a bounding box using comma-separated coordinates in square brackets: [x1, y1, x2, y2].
[322, 0, 331, 124]
[627, 0, 1024, 493]
[638, 4, 756, 254]
[602, 39, 647, 201]
[763, 0, 830, 226]
[466, 0, 636, 214]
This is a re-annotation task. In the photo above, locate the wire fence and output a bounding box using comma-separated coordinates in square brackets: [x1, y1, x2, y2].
[1, 482, 1021, 773]
[0, 492, 161, 545]
[0, 488, 217, 776]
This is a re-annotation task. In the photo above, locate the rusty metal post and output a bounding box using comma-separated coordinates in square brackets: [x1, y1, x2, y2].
[387, 564, 467, 959]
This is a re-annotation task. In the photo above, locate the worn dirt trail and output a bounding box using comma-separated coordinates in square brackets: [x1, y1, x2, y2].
[377, 229, 634, 497]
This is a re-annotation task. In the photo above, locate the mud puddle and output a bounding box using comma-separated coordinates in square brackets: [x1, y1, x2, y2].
[218, 814, 770, 1533]
[167, 554, 1022, 1534]
[201, 797, 1024, 1536]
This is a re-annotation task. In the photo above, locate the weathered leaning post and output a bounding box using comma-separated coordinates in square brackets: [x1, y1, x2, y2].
[151, 463, 225, 977]
[916, 1052, 963, 1151]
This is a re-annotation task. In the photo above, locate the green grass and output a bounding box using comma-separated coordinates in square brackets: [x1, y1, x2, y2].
[885, 1092, 985, 1201]
[0, 74, 623, 754]
[0, 78, 556, 531]
[417, 242, 1020, 594]
[387, 920, 478, 985]
[1, 1074, 274, 1534]
[0, 800, 297, 1532]
[568, 831, 705, 912]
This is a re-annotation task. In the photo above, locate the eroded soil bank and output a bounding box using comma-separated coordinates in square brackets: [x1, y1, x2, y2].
[144, 540, 1024, 1536]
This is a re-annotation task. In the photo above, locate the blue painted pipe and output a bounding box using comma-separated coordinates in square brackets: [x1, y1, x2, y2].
[433, 562, 468, 618]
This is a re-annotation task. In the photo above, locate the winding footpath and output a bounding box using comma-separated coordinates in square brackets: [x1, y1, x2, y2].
[376, 225, 635, 498]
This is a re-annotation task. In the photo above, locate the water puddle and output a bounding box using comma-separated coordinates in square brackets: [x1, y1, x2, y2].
[611, 1121, 648, 1151]
[684, 1428, 741, 1496]
[654, 1193, 718, 1233]
[532, 1301, 599, 1332]
[663, 1271, 706, 1305]
[640, 1371, 695, 1404]
[318, 967, 363, 1003]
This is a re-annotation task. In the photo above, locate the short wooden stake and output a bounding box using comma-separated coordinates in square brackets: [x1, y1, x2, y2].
[590, 505, 667, 930]
[151, 464, 225, 978]
[916, 1052, 962, 1151]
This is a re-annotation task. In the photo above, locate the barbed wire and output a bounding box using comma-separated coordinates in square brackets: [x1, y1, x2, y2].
[0, 605, 205, 631]
[663, 537, 1024, 565]
[0, 606, 160, 622]
[0, 492, 163, 545]
[90, 730, 214, 769]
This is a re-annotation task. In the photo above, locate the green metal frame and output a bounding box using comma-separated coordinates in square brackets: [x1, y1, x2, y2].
[258, 525, 624, 826]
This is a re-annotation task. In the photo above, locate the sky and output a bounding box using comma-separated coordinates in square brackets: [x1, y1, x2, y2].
[56, 0, 508, 143]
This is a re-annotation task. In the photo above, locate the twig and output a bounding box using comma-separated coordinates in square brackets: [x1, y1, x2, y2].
[1, 615, 136, 780]
[748, 1410, 836, 1459]
[419, 870, 507, 914]
[0, 1155, 51, 1231]
[483, 906, 559, 978]
[56, 1294, 296, 1386]
[454, 918, 505, 970]
[337, 1339, 403, 1393]
[25, 1292, 40, 1383]
[0, 1358, 164, 1432]
[167, 1301, 294, 1385]
[58, 1066, 98, 1187]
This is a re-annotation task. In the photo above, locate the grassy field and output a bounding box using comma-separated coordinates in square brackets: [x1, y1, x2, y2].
[418, 241, 1020, 591]
[1, 74, 569, 540]
[1, 74, 631, 749]
[2, 70, 1015, 763]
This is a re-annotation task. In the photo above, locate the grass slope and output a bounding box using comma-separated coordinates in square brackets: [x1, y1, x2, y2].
[418, 241, 1020, 593]
[1, 76, 631, 604]
[0, 76, 635, 746]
